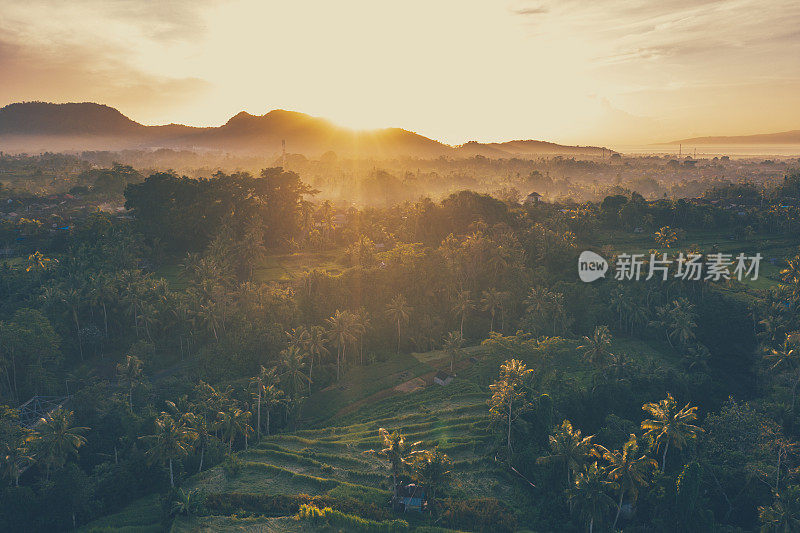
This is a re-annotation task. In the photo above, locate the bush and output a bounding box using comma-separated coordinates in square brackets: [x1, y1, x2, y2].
[438, 498, 517, 533]
[298, 504, 409, 532]
[202, 491, 393, 521]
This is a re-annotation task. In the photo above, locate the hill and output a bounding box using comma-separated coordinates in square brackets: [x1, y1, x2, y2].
[0, 101, 612, 158]
[670, 129, 800, 145]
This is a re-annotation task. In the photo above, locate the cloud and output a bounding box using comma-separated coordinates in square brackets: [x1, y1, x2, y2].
[514, 7, 549, 16]
[0, 0, 215, 120]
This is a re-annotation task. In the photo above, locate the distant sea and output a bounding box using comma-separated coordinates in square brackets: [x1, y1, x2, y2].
[612, 144, 800, 159]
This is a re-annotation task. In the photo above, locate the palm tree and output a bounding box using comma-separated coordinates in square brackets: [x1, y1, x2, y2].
[765, 338, 800, 413]
[184, 412, 212, 473]
[759, 485, 800, 532]
[489, 359, 534, 456]
[780, 254, 800, 298]
[250, 365, 276, 440]
[36, 408, 88, 481]
[593, 434, 657, 529]
[451, 290, 474, 338]
[262, 384, 286, 437]
[569, 462, 618, 533]
[279, 345, 311, 401]
[641, 394, 703, 472]
[327, 310, 357, 380]
[654, 298, 697, 350]
[305, 325, 329, 383]
[353, 308, 370, 365]
[537, 420, 596, 488]
[385, 295, 412, 355]
[578, 325, 613, 372]
[366, 428, 424, 499]
[217, 407, 253, 454]
[116, 354, 144, 410]
[481, 289, 503, 333]
[442, 331, 465, 373]
[0, 432, 36, 486]
[61, 287, 84, 360]
[140, 412, 195, 487]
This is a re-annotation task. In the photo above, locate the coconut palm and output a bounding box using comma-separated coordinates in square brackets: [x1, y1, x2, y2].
[305, 325, 330, 384]
[385, 295, 412, 355]
[184, 412, 212, 473]
[442, 331, 465, 373]
[140, 412, 195, 487]
[538, 419, 596, 488]
[366, 428, 424, 499]
[451, 290, 474, 338]
[780, 254, 800, 298]
[116, 354, 143, 410]
[765, 337, 800, 413]
[489, 359, 534, 455]
[759, 485, 800, 533]
[593, 434, 657, 529]
[481, 288, 503, 333]
[262, 384, 286, 437]
[250, 365, 276, 440]
[327, 309, 357, 380]
[0, 432, 36, 486]
[217, 407, 253, 454]
[641, 394, 703, 472]
[279, 345, 311, 401]
[578, 325, 613, 372]
[569, 462, 618, 533]
[36, 408, 88, 481]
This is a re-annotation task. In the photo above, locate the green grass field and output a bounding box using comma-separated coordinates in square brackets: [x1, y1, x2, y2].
[156, 250, 347, 290]
[600, 229, 797, 289]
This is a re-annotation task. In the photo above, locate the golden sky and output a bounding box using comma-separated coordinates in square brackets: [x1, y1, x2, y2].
[1, 0, 799, 145]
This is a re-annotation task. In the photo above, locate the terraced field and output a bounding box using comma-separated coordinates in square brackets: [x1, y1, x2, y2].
[171, 378, 510, 531]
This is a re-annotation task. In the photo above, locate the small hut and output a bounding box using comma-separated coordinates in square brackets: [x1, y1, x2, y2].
[434, 371, 453, 386]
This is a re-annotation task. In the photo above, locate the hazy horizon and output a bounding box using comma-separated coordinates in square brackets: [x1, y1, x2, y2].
[2, 1, 799, 147]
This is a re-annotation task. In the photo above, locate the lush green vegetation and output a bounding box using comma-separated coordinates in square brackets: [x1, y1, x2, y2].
[3, 160, 800, 531]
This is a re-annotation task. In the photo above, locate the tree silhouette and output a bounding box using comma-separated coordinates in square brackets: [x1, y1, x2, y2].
[140, 411, 194, 487]
[569, 462, 618, 533]
[366, 428, 423, 499]
[593, 434, 657, 529]
[36, 408, 88, 482]
[385, 295, 412, 355]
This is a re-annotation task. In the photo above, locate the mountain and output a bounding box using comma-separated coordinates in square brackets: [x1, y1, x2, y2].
[670, 129, 800, 145]
[0, 101, 611, 158]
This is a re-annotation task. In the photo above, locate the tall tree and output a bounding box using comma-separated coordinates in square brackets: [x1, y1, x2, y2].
[451, 290, 474, 338]
[36, 408, 88, 482]
[641, 394, 703, 472]
[569, 462, 618, 533]
[443, 331, 465, 373]
[593, 434, 657, 529]
[538, 419, 596, 488]
[385, 295, 412, 355]
[367, 428, 423, 499]
[140, 412, 195, 488]
[489, 359, 534, 456]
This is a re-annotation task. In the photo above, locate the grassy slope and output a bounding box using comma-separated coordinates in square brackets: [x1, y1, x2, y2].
[78, 334, 686, 532]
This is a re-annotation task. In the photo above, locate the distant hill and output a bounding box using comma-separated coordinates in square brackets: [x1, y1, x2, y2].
[0, 101, 612, 158]
[671, 129, 800, 145]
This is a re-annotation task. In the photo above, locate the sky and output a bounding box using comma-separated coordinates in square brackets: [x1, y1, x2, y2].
[0, 0, 799, 146]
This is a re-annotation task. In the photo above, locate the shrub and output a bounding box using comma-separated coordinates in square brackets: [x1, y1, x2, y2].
[298, 504, 409, 532]
[438, 498, 517, 533]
